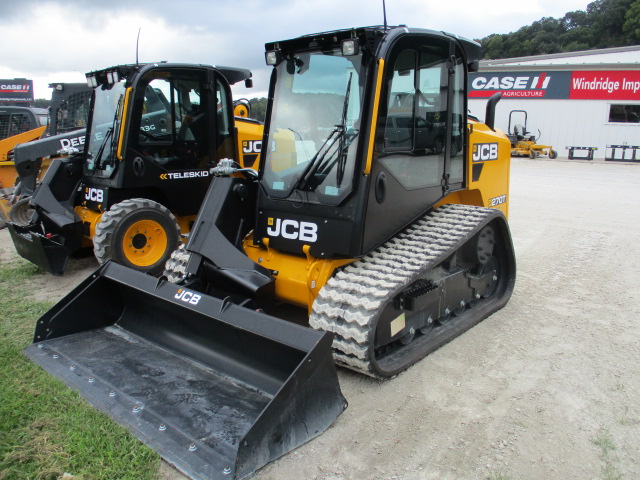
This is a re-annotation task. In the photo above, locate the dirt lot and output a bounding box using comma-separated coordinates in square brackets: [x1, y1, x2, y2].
[2, 157, 639, 480]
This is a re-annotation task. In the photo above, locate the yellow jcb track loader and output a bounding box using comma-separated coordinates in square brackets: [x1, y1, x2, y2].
[9, 63, 262, 275]
[26, 26, 516, 480]
[507, 109, 557, 159]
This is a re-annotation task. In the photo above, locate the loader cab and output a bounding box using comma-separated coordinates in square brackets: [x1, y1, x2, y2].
[48, 83, 92, 135]
[258, 27, 479, 259]
[0, 106, 49, 141]
[82, 63, 240, 215]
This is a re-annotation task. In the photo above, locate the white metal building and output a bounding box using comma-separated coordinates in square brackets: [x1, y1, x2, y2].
[468, 46, 640, 160]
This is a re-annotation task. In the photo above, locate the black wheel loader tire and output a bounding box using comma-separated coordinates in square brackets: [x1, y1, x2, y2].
[93, 198, 180, 276]
[549, 149, 558, 159]
[9, 197, 35, 227]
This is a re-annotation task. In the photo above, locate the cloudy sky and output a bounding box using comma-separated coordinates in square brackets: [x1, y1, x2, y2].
[1, 0, 590, 100]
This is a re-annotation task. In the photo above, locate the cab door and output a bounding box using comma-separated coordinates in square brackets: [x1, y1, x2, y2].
[124, 67, 236, 215]
[362, 35, 468, 252]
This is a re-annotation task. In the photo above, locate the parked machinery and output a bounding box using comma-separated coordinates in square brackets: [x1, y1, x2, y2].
[507, 109, 557, 158]
[9, 63, 262, 275]
[0, 106, 48, 227]
[0, 83, 93, 227]
[26, 26, 515, 480]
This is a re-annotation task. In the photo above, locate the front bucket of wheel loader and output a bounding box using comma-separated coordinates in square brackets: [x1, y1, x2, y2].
[24, 262, 347, 480]
[8, 221, 81, 275]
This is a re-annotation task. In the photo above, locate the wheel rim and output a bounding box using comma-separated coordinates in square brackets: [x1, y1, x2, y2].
[9, 198, 35, 226]
[480, 256, 500, 298]
[121, 219, 168, 267]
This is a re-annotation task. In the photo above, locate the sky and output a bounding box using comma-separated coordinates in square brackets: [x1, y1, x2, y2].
[0, 0, 591, 100]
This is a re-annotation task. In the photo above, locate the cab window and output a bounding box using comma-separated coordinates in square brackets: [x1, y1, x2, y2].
[377, 37, 465, 190]
[133, 71, 212, 170]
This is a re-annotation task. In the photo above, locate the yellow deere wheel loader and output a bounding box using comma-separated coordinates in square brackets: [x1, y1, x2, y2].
[0, 106, 49, 227]
[26, 26, 516, 480]
[9, 63, 262, 275]
[1, 83, 93, 228]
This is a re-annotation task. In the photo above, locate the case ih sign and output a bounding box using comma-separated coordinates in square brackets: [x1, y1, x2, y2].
[469, 71, 640, 100]
[0, 79, 34, 103]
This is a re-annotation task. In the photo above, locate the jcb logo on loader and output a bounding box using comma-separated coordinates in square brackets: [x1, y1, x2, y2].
[84, 187, 104, 203]
[242, 140, 262, 154]
[174, 289, 201, 305]
[472, 143, 499, 162]
[267, 217, 318, 243]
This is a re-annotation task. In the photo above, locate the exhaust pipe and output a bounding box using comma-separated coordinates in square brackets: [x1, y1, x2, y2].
[485, 92, 502, 131]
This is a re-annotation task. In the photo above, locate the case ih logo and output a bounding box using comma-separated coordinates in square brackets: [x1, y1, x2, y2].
[0, 84, 30, 92]
[470, 73, 552, 98]
[0, 79, 34, 102]
[470, 70, 640, 101]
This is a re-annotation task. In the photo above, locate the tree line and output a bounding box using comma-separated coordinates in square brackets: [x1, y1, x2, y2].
[479, 0, 640, 59]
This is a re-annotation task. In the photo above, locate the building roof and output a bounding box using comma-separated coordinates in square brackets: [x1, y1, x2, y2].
[480, 45, 640, 72]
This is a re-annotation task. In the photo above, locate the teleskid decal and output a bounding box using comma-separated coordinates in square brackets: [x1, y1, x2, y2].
[160, 171, 210, 180]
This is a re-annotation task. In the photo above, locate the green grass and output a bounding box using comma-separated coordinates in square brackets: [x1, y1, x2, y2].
[0, 260, 159, 480]
[486, 472, 511, 480]
[591, 429, 624, 480]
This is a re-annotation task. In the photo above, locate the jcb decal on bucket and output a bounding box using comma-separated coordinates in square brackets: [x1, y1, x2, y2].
[174, 288, 201, 305]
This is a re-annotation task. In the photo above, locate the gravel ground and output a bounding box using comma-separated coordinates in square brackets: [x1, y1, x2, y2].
[2, 157, 639, 480]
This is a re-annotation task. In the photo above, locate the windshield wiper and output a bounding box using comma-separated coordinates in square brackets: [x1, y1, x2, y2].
[291, 127, 341, 192]
[92, 94, 123, 170]
[292, 73, 355, 192]
[336, 72, 353, 187]
[92, 126, 114, 170]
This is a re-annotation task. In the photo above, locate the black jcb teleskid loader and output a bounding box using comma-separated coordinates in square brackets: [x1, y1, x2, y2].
[9, 63, 262, 275]
[26, 26, 516, 480]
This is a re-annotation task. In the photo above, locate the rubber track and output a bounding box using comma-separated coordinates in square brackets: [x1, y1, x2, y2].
[163, 245, 190, 283]
[309, 204, 499, 377]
